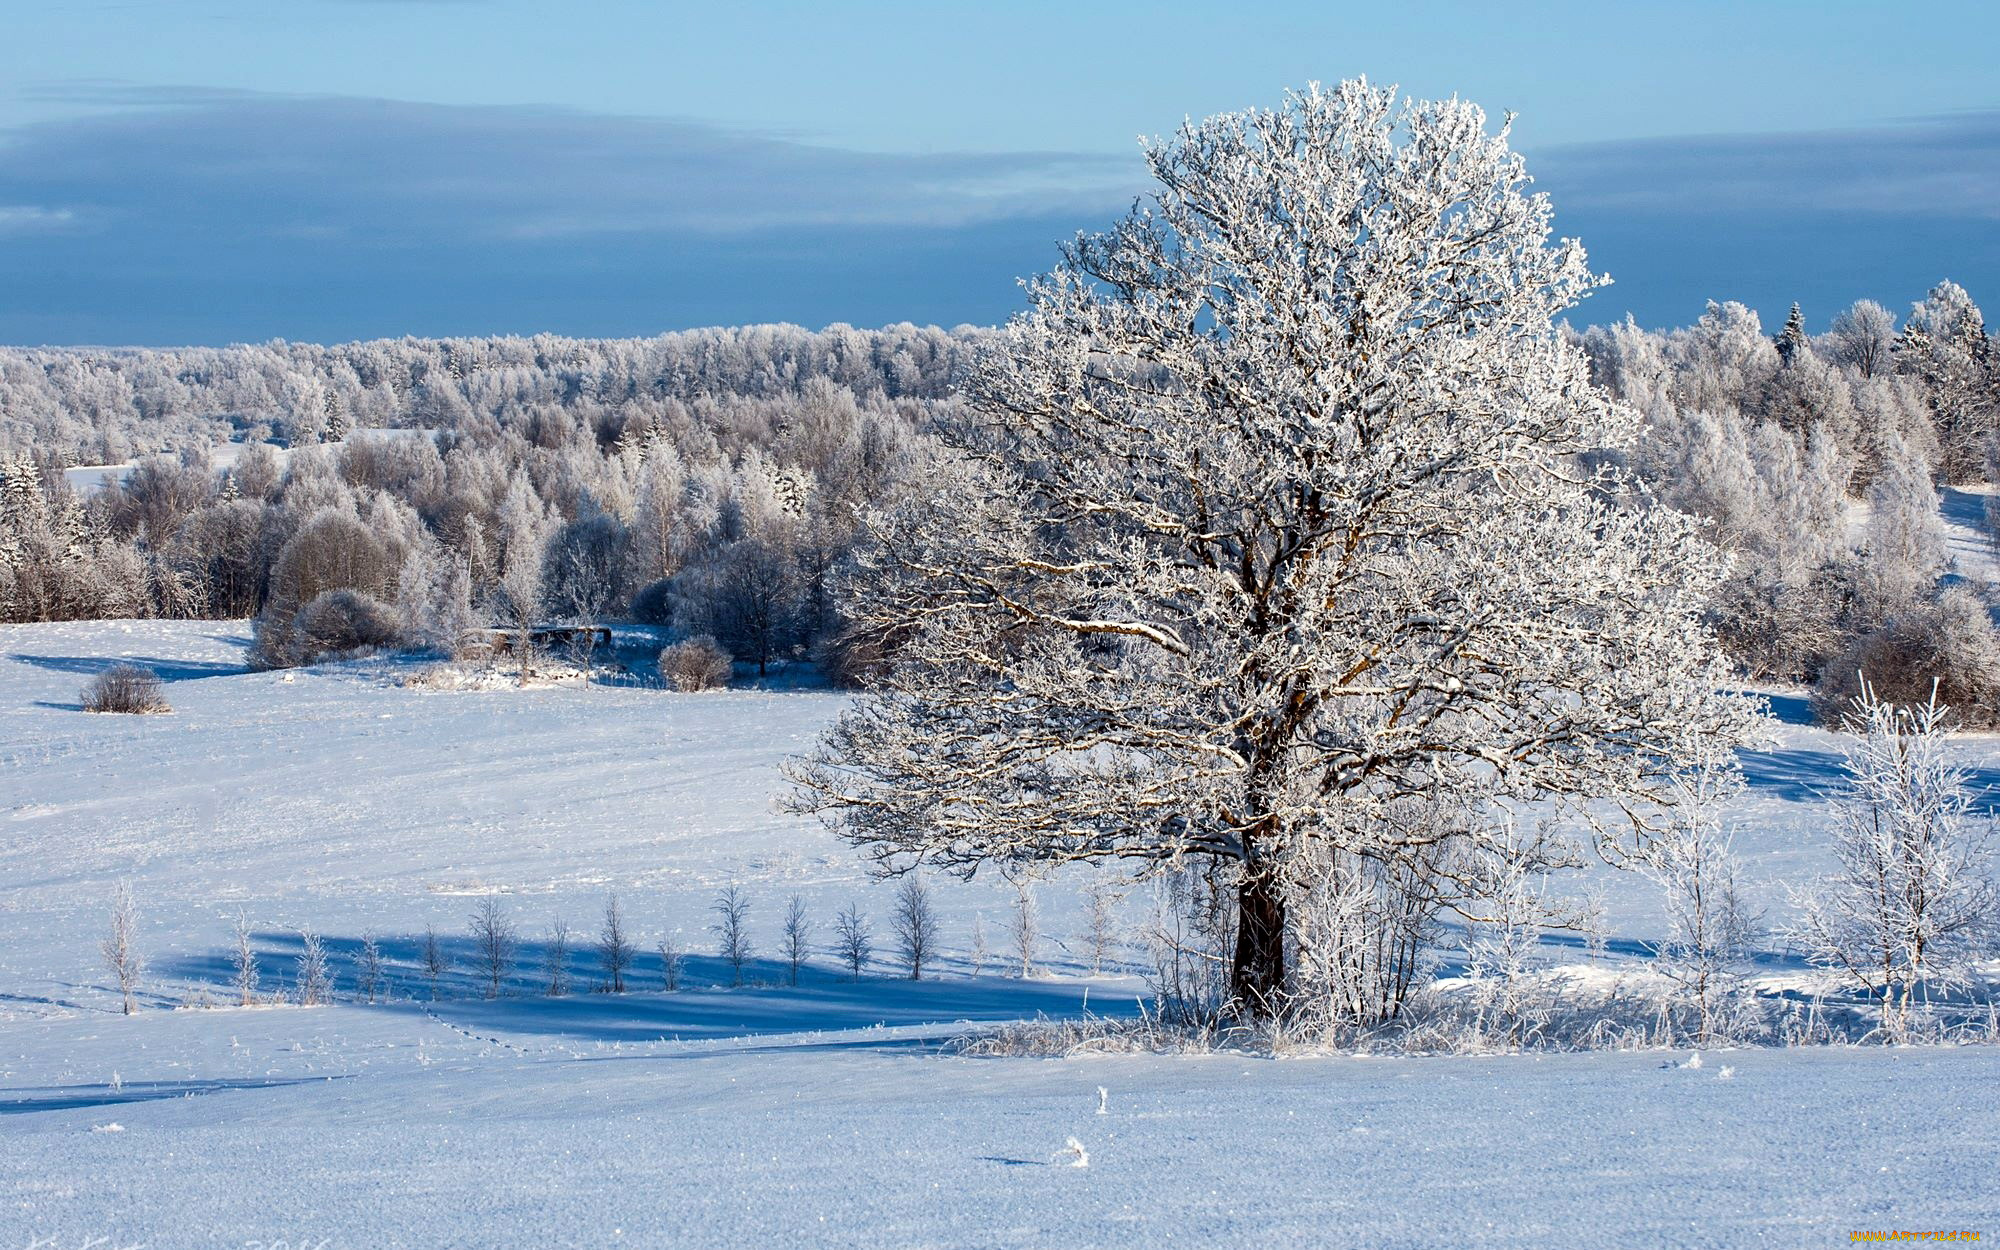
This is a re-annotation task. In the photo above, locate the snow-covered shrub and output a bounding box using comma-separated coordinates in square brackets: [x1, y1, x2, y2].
[291, 589, 401, 662]
[1082, 871, 1122, 975]
[1457, 839, 1560, 1050]
[1007, 875, 1042, 980]
[1813, 586, 2000, 728]
[81, 663, 169, 714]
[657, 635, 731, 691]
[1286, 839, 1450, 1034]
[657, 934, 685, 991]
[250, 507, 402, 667]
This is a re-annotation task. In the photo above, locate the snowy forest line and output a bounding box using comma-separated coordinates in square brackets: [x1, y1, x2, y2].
[1, 289, 1996, 717]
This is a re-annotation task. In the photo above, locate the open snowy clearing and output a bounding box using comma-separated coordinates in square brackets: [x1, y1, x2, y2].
[6, 1022, 1996, 1249]
[2, 620, 1997, 1246]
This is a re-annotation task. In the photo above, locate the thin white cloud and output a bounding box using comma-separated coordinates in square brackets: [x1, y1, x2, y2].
[0, 205, 78, 233]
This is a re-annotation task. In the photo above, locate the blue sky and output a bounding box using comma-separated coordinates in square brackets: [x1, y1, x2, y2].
[1, 1, 1996, 345]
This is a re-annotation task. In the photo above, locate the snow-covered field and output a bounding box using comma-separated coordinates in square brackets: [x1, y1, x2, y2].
[2, 620, 1996, 1247]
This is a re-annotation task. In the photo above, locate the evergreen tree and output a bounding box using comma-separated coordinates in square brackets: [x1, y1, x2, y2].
[1775, 301, 1809, 367]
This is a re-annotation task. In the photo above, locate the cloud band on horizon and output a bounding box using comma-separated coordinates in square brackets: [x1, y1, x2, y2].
[0, 86, 1994, 345]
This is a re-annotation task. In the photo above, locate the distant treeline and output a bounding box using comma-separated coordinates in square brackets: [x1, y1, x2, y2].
[2, 294, 1997, 712]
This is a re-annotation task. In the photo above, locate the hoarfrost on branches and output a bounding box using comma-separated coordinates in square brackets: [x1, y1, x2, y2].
[789, 79, 1757, 1011]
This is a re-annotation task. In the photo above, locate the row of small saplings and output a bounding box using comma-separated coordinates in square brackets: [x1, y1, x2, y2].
[100, 877, 1113, 1012]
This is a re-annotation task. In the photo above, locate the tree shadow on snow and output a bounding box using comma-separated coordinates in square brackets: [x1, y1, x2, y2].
[1740, 743, 2000, 813]
[154, 930, 1135, 1047]
[11, 652, 247, 683]
[0, 1075, 350, 1116]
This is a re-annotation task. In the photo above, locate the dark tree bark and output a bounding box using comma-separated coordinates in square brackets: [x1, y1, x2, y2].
[1230, 869, 1286, 1012]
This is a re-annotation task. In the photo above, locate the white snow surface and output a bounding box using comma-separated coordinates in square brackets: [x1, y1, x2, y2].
[2, 620, 1997, 1247]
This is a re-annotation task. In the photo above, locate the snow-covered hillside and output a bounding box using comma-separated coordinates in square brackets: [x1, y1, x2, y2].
[2, 621, 1997, 1246]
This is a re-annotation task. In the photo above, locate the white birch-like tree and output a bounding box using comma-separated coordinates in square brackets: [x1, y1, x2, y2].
[787, 80, 1755, 1011]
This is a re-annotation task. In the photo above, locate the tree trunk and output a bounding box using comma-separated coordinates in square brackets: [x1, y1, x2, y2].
[1230, 869, 1286, 1015]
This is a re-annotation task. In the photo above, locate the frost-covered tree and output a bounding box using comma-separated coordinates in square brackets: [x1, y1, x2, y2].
[969, 912, 990, 977]
[355, 933, 387, 1004]
[1006, 876, 1039, 979]
[888, 875, 939, 980]
[832, 902, 872, 980]
[468, 898, 518, 999]
[780, 894, 813, 986]
[295, 928, 332, 1006]
[1082, 871, 1122, 975]
[1899, 281, 1993, 482]
[1640, 766, 1757, 1043]
[1827, 299, 1897, 379]
[1855, 437, 1946, 624]
[658, 934, 685, 991]
[421, 924, 450, 999]
[1790, 683, 1998, 1039]
[788, 80, 1755, 1011]
[597, 894, 635, 993]
[712, 886, 752, 986]
[1774, 302, 1809, 368]
[101, 881, 144, 1016]
[544, 921, 573, 997]
[230, 912, 260, 1006]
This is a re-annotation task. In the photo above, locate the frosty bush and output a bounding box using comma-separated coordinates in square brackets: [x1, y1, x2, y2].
[1286, 837, 1451, 1032]
[295, 589, 401, 662]
[249, 508, 401, 667]
[1082, 872, 1122, 975]
[657, 636, 732, 691]
[81, 663, 169, 714]
[658, 933, 685, 991]
[1813, 587, 2000, 729]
